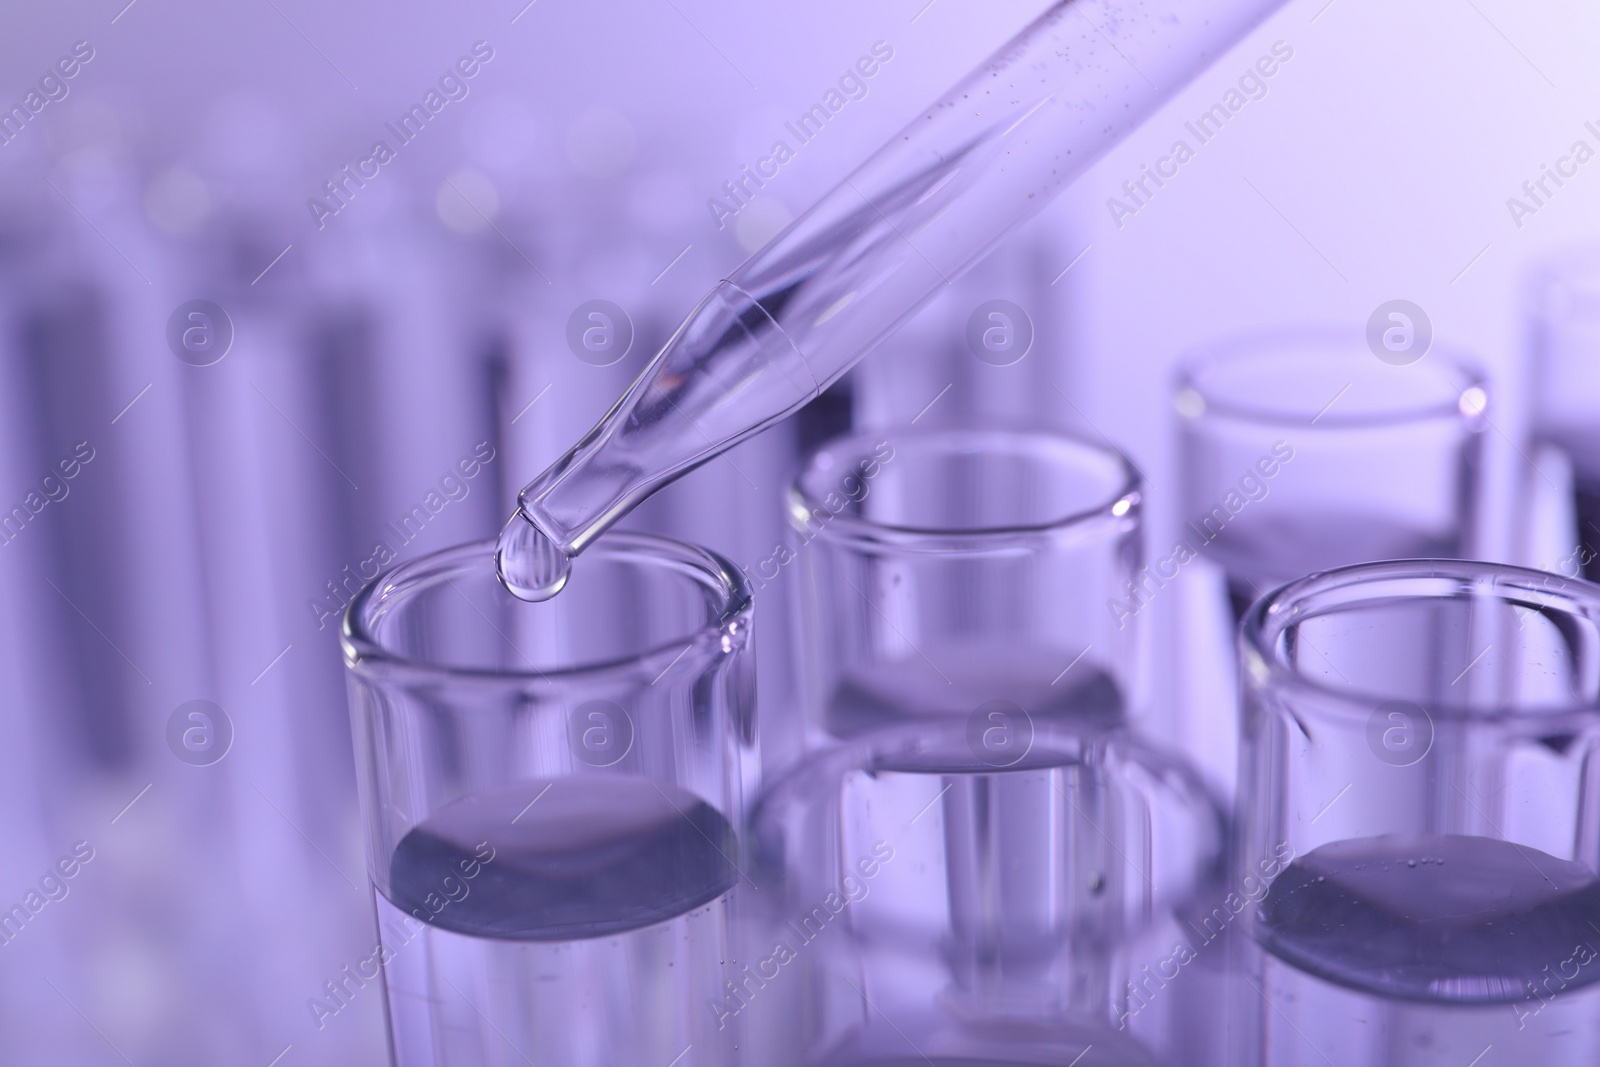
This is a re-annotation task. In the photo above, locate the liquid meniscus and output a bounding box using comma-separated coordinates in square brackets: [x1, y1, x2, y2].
[1257, 833, 1600, 1003]
[388, 777, 738, 941]
[377, 778, 739, 1066]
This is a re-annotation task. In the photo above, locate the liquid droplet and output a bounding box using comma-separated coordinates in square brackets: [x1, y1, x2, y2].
[495, 513, 571, 602]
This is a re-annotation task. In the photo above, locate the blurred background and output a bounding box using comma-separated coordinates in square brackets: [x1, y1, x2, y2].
[0, 0, 1597, 1062]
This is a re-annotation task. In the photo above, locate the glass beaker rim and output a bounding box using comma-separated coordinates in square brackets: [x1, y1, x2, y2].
[341, 532, 752, 686]
[1174, 326, 1488, 429]
[1240, 558, 1600, 722]
[788, 425, 1141, 546]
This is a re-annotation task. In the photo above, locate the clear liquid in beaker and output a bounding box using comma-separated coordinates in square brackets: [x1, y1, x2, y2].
[495, 514, 571, 602]
[839, 748, 1132, 1021]
[375, 778, 739, 1067]
[1253, 834, 1600, 1064]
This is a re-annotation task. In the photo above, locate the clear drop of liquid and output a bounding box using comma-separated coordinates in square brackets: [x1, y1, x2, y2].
[495, 513, 571, 602]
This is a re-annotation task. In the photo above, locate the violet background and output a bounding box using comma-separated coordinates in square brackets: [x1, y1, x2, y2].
[0, 0, 1597, 1062]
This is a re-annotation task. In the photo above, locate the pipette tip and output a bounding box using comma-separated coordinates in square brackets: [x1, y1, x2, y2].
[495, 512, 572, 602]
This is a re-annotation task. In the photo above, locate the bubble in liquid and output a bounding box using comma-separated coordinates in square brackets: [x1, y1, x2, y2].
[495, 513, 571, 602]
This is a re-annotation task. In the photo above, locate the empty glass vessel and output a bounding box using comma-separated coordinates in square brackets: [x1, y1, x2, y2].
[341, 534, 755, 1067]
[787, 427, 1144, 747]
[1235, 560, 1600, 1066]
[741, 718, 1225, 1067]
[1174, 331, 1487, 619]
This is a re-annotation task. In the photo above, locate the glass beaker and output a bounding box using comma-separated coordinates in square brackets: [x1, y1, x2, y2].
[1235, 559, 1600, 1066]
[341, 533, 755, 1067]
[787, 427, 1144, 746]
[1527, 248, 1600, 582]
[741, 718, 1225, 1067]
[1174, 331, 1487, 620]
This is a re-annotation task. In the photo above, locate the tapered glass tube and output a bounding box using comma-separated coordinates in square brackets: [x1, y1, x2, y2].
[504, 0, 1293, 565]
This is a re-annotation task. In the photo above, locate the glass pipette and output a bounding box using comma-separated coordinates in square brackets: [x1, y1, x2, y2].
[498, 0, 1292, 600]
